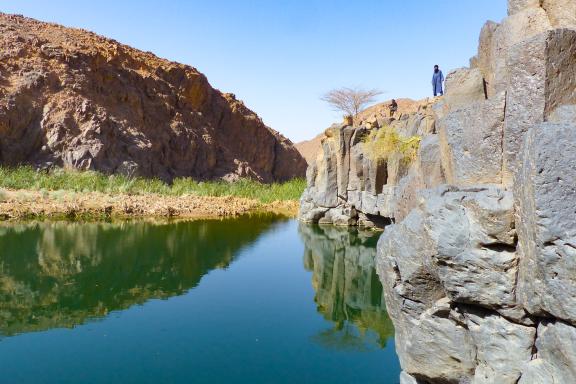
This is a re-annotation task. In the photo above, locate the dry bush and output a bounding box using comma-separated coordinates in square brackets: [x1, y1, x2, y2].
[362, 126, 421, 165]
[321, 87, 382, 124]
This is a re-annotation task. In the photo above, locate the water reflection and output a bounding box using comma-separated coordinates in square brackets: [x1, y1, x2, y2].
[299, 224, 394, 350]
[0, 215, 286, 337]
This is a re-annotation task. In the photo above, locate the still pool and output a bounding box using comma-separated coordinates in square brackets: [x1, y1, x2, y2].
[0, 215, 401, 383]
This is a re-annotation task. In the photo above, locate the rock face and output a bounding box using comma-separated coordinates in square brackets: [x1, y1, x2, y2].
[299, 98, 441, 226]
[300, 0, 576, 382]
[0, 13, 306, 182]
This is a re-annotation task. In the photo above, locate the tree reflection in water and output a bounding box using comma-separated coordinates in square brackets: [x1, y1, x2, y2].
[299, 223, 394, 351]
[0, 214, 286, 337]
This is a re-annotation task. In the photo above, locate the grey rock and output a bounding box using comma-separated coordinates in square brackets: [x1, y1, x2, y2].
[400, 300, 478, 383]
[488, 7, 551, 95]
[424, 187, 518, 308]
[361, 191, 379, 215]
[418, 135, 445, 189]
[444, 67, 486, 109]
[299, 207, 328, 223]
[466, 310, 536, 384]
[519, 321, 576, 384]
[548, 104, 576, 125]
[377, 209, 444, 309]
[439, 92, 505, 185]
[516, 122, 576, 324]
[503, 28, 576, 185]
[336, 126, 355, 200]
[376, 186, 398, 219]
[476, 20, 499, 96]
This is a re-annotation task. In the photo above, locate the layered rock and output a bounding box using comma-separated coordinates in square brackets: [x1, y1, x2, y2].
[300, 0, 576, 382]
[0, 13, 306, 182]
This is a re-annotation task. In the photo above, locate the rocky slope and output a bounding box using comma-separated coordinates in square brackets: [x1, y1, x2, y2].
[0, 13, 306, 182]
[299, 0, 576, 382]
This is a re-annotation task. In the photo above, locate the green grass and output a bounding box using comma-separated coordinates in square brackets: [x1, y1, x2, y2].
[0, 166, 306, 203]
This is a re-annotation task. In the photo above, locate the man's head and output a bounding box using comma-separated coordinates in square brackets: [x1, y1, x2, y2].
[434, 65, 439, 73]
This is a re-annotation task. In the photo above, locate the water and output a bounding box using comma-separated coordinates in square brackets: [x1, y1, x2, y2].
[0, 215, 400, 383]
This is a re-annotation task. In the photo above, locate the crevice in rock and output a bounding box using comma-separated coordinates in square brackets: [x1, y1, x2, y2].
[481, 242, 517, 253]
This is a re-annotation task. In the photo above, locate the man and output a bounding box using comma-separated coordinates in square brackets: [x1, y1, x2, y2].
[388, 99, 398, 117]
[432, 65, 444, 96]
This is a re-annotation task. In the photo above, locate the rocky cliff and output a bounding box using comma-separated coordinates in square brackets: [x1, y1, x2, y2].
[0, 13, 306, 182]
[299, 0, 576, 382]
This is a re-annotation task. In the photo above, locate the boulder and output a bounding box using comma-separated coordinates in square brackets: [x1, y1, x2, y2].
[439, 92, 505, 186]
[516, 122, 576, 324]
[424, 187, 518, 309]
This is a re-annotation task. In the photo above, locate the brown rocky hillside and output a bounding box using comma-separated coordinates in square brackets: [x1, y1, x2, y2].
[0, 13, 306, 182]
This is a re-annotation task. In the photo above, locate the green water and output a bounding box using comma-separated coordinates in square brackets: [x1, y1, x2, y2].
[0, 215, 400, 383]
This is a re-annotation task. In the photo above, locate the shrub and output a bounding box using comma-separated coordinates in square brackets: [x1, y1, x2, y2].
[362, 126, 421, 165]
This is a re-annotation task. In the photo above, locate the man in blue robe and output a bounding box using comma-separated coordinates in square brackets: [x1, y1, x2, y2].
[432, 65, 444, 96]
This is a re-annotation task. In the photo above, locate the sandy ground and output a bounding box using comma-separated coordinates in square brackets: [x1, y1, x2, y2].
[0, 189, 299, 221]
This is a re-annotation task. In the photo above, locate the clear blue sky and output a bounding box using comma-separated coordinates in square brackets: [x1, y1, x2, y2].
[0, 0, 506, 142]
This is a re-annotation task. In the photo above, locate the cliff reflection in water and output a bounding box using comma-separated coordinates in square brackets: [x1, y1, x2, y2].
[0, 215, 285, 337]
[299, 224, 394, 350]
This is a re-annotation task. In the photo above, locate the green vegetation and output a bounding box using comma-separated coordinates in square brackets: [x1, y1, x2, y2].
[0, 166, 306, 203]
[362, 126, 421, 165]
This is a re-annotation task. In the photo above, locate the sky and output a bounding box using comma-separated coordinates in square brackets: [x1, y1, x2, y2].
[0, 0, 507, 142]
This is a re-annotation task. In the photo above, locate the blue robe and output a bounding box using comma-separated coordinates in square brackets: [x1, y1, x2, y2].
[432, 70, 444, 95]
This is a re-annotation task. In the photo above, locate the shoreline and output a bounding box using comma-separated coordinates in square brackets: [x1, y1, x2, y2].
[0, 189, 299, 221]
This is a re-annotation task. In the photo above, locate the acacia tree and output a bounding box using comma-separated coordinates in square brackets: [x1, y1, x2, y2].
[321, 86, 382, 125]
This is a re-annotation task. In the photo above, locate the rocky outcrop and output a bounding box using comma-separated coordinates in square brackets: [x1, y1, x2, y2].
[300, 0, 576, 382]
[299, 98, 441, 227]
[0, 13, 306, 182]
